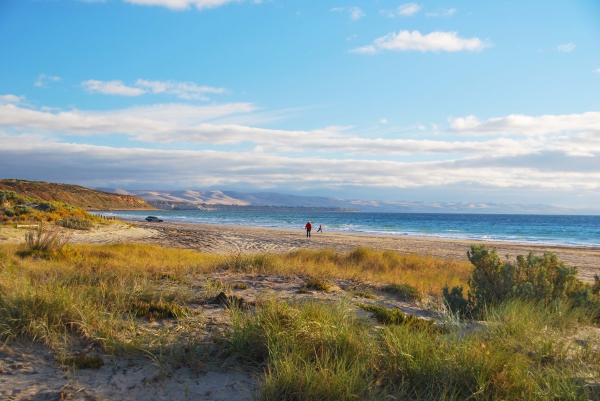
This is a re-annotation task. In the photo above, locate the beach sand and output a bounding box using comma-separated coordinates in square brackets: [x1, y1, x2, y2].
[67, 219, 600, 282]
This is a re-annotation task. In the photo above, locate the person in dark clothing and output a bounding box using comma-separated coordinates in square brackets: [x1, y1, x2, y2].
[317, 224, 322, 233]
[305, 221, 312, 237]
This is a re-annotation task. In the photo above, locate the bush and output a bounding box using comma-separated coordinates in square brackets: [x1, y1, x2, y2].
[444, 245, 598, 318]
[38, 202, 57, 213]
[13, 205, 33, 216]
[18, 222, 71, 257]
[57, 217, 94, 230]
[2, 209, 15, 217]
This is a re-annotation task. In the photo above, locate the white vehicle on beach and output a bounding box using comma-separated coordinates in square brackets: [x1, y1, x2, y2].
[145, 216, 163, 222]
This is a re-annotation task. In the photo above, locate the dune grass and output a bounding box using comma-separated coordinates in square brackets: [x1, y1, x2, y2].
[218, 246, 473, 296]
[225, 298, 599, 401]
[0, 242, 468, 351]
[2, 241, 597, 399]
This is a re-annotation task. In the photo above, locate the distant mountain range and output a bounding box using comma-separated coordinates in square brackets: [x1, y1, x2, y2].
[95, 188, 598, 215]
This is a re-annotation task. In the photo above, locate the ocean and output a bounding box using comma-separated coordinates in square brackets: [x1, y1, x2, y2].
[102, 210, 600, 247]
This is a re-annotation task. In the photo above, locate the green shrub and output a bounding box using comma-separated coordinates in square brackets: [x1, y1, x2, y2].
[57, 217, 93, 230]
[2, 209, 15, 217]
[38, 202, 57, 213]
[13, 205, 33, 216]
[358, 304, 441, 333]
[444, 245, 598, 318]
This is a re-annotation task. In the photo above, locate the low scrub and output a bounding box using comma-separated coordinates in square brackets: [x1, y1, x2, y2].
[302, 276, 331, 292]
[444, 244, 600, 318]
[358, 304, 440, 333]
[383, 283, 422, 301]
[56, 354, 104, 369]
[226, 298, 598, 400]
[18, 222, 71, 258]
[57, 216, 94, 230]
[128, 300, 191, 321]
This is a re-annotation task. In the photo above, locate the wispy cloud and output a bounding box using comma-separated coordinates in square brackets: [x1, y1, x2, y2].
[351, 30, 490, 54]
[426, 8, 457, 17]
[82, 79, 225, 99]
[450, 112, 600, 136]
[556, 43, 575, 52]
[3, 100, 600, 159]
[82, 80, 146, 96]
[34, 74, 61, 88]
[135, 80, 226, 100]
[381, 3, 421, 17]
[330, 6, 365, 21]
[123, 0, 242, 11]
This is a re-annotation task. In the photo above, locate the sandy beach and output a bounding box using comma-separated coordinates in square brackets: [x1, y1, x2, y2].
[66, 219, 600, 282]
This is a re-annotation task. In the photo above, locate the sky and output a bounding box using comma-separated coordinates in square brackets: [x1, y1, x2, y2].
[1, 0, 600, 208]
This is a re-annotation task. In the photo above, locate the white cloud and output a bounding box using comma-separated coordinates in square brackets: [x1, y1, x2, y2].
[34, 74, 61, 88]
[81, 79, 225, 99]
[595, 68, 600, 73]
[380, 118, 388, 124]
[557, 43, 575, 52]
[351, 30, 490, 54]
[397, 3, 421, 16]
[426, 8, 457, 17]
[349, 7, 365, 21]
[82, 80, 145, 96]
[1, 138, 598, 193]
[2, 99, 600, 202]
[381, 3, 421, 17]
[331, 6, 365, 21]
[0, 94, 25, 105]
[135, 79, 225, 100]
[450, 112, 600, 136]
[123, 0, 241, 11]
[3, 101, 600, 160]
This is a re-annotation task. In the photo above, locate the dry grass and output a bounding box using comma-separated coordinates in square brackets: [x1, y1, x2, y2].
[1, 241, 599, 399]
[217, 246, 473, 296]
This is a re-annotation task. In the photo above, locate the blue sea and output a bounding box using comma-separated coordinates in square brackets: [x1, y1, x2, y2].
[101, 210, 600, 247]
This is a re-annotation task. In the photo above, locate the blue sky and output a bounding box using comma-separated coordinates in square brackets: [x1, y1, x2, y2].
[1, 0, 600, 208]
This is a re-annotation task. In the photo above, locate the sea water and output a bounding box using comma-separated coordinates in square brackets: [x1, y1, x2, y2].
[102, 210, 600, 247]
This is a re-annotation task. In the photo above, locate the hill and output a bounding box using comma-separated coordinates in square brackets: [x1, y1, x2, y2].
[97, 188, 598, 215]
[0, 180, 153, 210]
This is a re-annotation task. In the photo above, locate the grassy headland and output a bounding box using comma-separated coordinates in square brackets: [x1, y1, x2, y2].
[0, 179, 153, 210]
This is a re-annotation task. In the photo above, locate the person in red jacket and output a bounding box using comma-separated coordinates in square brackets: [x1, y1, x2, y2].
[305, 221, 312, 237]
[317, 224, 322, 233]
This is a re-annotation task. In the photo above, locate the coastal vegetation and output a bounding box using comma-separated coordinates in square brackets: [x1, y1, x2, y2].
[0, 237, 598, 399]
[0, 188, 99, 225]
[0, 179, 153, 211]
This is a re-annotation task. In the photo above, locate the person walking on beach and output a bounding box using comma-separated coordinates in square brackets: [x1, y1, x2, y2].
[305, 221, 312, 238]
[317, 224, 322, 233]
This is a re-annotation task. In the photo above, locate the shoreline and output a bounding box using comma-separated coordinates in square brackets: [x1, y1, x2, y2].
[123, 216, 600, 249]
[118, 219, 600, 282]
